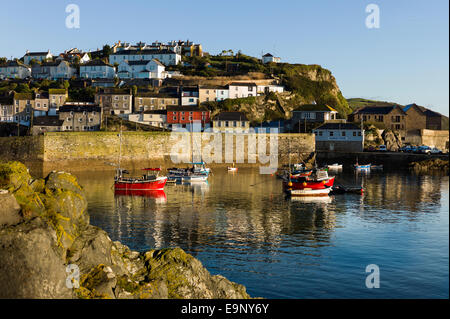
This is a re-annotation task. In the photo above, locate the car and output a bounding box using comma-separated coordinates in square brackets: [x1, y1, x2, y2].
[399, 145, 410, 152]
[377, 145, 387, 152]
[417, 145, 432, 154]
[429, 147, 443, 154]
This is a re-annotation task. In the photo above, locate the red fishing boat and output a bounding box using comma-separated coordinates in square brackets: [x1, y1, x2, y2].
[114, 168, 167, 191]
[283, 169, 335, 197]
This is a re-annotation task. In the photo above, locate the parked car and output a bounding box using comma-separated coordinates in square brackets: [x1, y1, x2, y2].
[377, 145, 387, 152]
[399, 145, 410, 152]
[429, 147, 443, 154]
[417, 145, 432, 154]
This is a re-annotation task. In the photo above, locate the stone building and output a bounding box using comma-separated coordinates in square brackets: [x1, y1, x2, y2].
[31, 116, 64, 135]
[95, 89, 133, 115]
[349, 105, 407, 131]
[313, 123, 364, 152]
[134, 92, 179, 112]
[212, 112, 250, 133]
[58, 103, 102, 131]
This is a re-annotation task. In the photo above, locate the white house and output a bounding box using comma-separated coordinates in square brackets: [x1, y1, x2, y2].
[23, 50, 53, 65]
[216, 86, 229, 101]
[32, 60, 77, 80]
[128, 110, 167, 128]
[313, 123, 364, 152]
[109, 49, 181, 66]
[262, 53, 281, 64]
[0, 60, 31, 79]
[257, 84, 284, 95]
[181, 87, 199, 106]
[228, 82, 257, 99]
[117, 59, 166, 79]
[80, 59, 116, 79]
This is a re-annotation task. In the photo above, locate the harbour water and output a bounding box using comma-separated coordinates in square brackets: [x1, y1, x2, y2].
[74, 167, 449, 299]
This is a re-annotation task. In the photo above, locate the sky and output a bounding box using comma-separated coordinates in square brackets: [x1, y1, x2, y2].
[0, 0, 448, 115]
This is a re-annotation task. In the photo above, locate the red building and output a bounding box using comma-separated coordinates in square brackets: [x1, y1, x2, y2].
[166, 105, 210, 131]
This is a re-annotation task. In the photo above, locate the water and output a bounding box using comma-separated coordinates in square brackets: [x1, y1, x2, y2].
[74, 167, 449, 299]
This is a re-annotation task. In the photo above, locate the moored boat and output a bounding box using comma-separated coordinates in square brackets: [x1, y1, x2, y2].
[114, 168, 168, 191]
[227, 162, 238, 172]
[327, 163, 343, 170]
[283, 168, 335, 197]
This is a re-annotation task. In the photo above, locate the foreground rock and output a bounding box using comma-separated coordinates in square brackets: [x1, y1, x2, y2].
[0, 161, 251, 299]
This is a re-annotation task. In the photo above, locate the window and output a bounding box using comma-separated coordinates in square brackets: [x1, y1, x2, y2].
[173, 116, 177, 121]
[233, 121, 237, 127]
[78, 118, 83, 123]
[225, 121, 229, 127]
[189, 116, 193, 121]
[181, 117, 185, 121]
[358, 132, 361, 136]
[329, 131, 334, 136]
[248, 86, 253, 91]
[353, 131, 356, 136]
[189, 98, 194, 103]
[342, 131, 346, 136]
[217, 121, 221, 127]
[318, 131, 323, 136]
[242, 121, 245, 127]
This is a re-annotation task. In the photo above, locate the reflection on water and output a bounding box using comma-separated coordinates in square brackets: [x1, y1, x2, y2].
[73, 167, 448, 299]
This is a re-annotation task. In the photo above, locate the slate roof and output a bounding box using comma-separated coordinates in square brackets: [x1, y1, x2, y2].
[59, 104, 101, 113]
[214, 112, 248, 121]
[314, 123, 361, 130]
[33, 116, 64, 127]
[353, 105, 406, 115]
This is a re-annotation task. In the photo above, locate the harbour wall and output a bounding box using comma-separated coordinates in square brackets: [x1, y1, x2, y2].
[0, 132, 316, 173]
[317, 151, 449, 169]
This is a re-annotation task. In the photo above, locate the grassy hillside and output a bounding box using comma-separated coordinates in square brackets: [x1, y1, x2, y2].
[346, 98, 402, 111]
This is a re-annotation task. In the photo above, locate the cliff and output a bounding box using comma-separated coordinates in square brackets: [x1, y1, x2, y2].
[0, 161, 251, 299]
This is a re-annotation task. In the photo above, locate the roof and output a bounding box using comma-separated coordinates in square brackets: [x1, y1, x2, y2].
[214, 112, 248, 121]
[48, 89, 67, 95]
[353, 105, 405, 115]
[82, 59, 114, 67]
[166, 105, 209, 112]
[14, 92, 34, 100]
[59, 104, 101, 113]
[0, 96, 13, 105]
[314, 123, 362, 130]
[293, 104, 338, 112]
[263, 53, 273, 57]
[143, 110, 167, 115]
[33, 116, 64, 127]
[228, 82, 257, 87]
[24, 51, 50, 57]
[111, 49, 177, 56]
[136, 92, 178, 98]
[0, 60, 30, 68]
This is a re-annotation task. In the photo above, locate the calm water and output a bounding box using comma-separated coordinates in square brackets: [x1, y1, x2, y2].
[75, 167, 449, 299]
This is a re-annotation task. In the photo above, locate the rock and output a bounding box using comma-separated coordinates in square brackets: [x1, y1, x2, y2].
[382, 129, 402, 152]
[0, 218, 72, 298]
[0, 191, 23, 227]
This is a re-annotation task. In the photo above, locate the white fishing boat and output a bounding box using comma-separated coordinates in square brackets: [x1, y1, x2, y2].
[227, 162, 238, 172]
[327, 163, 343, 170]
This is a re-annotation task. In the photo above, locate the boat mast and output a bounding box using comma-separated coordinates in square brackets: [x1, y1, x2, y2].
[118, 118, 123, 176]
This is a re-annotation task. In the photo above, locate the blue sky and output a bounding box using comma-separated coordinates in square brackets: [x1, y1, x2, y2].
[1, 0, 448, 115]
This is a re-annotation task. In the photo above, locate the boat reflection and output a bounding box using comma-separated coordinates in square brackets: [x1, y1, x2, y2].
[288, 195, 334, 204]
[114, 189, 167, 203]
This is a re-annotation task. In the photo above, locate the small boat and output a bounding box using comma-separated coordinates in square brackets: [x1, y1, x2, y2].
[354, 163, 371, 170]
[327, 163, 343, 170]
[228, 163, 238, 172]
[330, 185, 364, 195]
[181, 173, 208, 182]
[168, 162, 211, 181]
[283, 168, 335, 197]
[114, 168, 168, 191]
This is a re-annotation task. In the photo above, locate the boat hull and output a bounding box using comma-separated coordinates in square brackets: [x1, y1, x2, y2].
[287, 187, 332, 197]
[114, 177, 167, 191]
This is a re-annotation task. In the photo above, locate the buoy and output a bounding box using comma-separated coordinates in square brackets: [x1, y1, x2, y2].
[303, 182, 307, 187]
[288, 182, 293, 187]
[322, 180, 326, 184]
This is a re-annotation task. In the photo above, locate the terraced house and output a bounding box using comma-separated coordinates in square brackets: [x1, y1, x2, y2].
[13, 92, 34, 126]
[349, 105, 407, 131]
[0, 96, 14, 123]
[109, 49, 181, 66]
[80, 59, 116, 79]
[0, 60, 31, 79]
[134, 92, 179, 112]
[31, 60, 77, 80]
[23, 50, 53, 65]
[58, 103, 102, 131]
[95, 88, 133, 115]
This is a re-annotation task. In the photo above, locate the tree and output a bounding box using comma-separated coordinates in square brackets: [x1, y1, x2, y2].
[15, 83, 32, 93]
[0, 57, 6, 64]
[63, 80, 70, 90]
[102, 45, 112, 58]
